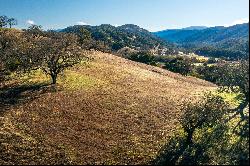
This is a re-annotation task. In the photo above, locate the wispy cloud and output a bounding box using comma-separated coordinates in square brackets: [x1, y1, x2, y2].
[224, 18, 249, 27]
[76, 21, 89, 25]
[26, 19, 35, 25]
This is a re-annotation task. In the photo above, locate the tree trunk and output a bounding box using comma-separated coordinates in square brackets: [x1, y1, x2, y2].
[186, 129, 194, 145]
[51, 74, 57, 84]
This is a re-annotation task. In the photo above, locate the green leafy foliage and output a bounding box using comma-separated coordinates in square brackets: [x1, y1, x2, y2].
[195, 64, 222, 83]
[153, 92, 249, 165]
[127, 51, 156, 65]
[153, 60, 249, 165]
[163, 56, 193, 76]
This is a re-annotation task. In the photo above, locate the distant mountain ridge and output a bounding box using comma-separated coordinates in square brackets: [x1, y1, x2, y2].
[154, 23, 248, 44]
[154, 23, 249, 59]
[182, 26, 208, 30]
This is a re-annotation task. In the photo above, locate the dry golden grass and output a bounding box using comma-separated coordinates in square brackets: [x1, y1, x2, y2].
[0, 51, 216, 165]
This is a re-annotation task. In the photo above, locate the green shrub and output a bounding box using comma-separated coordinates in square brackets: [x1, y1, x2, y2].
[163, 56, 193, 76]
[127, 51, 156, 65]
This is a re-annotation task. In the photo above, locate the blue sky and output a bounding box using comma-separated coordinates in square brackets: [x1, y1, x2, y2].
[0, 0, 249, 32]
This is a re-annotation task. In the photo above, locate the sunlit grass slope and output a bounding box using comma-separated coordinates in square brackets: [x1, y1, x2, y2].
[0, 51, 216, 165]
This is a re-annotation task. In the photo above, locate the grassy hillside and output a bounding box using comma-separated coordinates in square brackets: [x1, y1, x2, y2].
[0, 51, 215, 165]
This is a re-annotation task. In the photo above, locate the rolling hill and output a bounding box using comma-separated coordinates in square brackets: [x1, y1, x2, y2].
[0, 51, 215, 165]
[154, 23, 249, 59]
[61, 24, 176, 54]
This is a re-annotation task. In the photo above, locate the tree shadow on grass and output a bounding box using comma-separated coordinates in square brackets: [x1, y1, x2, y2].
[150, 137, 210, 165]
[150, 125, 249, 165]
[0, 82, 58, 114]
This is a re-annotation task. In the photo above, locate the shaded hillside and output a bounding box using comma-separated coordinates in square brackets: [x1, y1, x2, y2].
[0, 51, 215, 165]
[155, 23, 249, 59]
[61, 24, 176, 53]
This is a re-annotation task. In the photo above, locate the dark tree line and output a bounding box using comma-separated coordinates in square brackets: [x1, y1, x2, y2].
[163, 56, 193, 76]
[194, 46, 249, 61]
